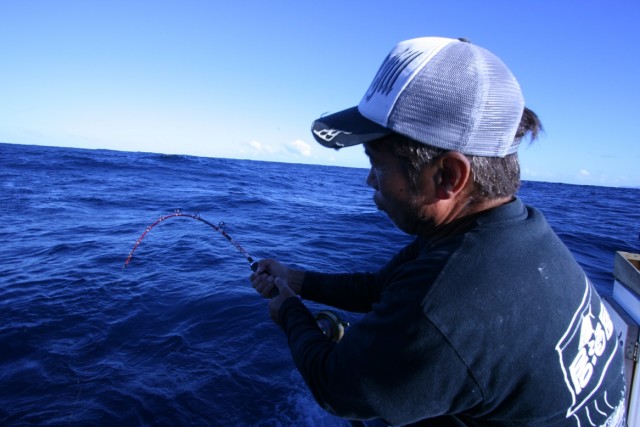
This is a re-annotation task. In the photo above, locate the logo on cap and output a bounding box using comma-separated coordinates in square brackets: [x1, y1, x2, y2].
[364, 48, 422, 101]
[313, 128, 352, 142]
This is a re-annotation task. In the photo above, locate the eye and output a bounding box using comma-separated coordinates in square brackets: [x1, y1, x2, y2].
[364, 144, 388, 170]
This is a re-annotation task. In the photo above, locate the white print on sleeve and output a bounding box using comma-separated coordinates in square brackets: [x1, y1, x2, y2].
[555, 277, 621, 425]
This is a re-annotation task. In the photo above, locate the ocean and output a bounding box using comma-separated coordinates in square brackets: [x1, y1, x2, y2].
[1, 142, 638, 426]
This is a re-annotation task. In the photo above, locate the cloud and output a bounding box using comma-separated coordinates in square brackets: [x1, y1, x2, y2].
[240, 139, 313, 162]
[579, 169, 590, 176]
[248, 140, 275, 154]
[286, 139, 312, 157]
[246, 139, 311, 157]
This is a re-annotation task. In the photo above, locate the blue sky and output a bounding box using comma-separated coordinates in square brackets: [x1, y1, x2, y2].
[1, 1, 638, 187]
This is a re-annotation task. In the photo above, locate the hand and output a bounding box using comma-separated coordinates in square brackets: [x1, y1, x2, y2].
[250, 259, 294, 298]
[268, 278, 297, 324]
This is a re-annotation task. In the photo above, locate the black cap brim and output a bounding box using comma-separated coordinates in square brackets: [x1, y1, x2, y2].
[311, 106, 392, 149]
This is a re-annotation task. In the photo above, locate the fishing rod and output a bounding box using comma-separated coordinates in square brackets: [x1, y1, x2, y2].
[123, 211, 348, 342]
[123, 211, 258, 271]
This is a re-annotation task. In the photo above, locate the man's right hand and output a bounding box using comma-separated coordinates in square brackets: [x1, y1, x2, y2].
[250, 259, 302, 298]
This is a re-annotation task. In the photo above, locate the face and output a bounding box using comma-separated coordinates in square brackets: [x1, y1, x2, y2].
[364, 141, 431, 234]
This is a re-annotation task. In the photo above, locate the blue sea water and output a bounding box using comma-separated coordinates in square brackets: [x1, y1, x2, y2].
[0, 142, 638, 426]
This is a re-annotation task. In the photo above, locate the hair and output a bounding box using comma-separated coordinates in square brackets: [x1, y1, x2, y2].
[386, 107, 543, 200]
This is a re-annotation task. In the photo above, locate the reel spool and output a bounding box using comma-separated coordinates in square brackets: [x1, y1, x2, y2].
[315, 310, 349, 343]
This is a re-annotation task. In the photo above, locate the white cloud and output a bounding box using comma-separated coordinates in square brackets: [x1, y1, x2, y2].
[233, 138, 368, 168]
[579, 169, 590, 176]
[248, 140, 275, 154]
[287, 139, 312, 157]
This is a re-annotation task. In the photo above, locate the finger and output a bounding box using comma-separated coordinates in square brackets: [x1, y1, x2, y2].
[250, 273, 262, 288]
[256, 276, 276, 298]
[250, 271, 265, 285]
[253, 276, 268, 290]
[250, 261, 267, 279]
[256, 259, 273, 275]
[252, 270, 273, 285]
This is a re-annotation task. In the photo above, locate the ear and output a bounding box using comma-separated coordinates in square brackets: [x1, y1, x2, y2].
[433, 152, 472, 199]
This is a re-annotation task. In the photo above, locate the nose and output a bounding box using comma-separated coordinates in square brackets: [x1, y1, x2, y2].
[366, 168, 377, 190]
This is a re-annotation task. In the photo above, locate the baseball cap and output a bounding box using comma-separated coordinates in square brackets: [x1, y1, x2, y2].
[311, 37, 525, 157]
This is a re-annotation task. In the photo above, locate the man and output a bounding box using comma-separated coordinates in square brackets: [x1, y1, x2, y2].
[250, 37, 626, 426]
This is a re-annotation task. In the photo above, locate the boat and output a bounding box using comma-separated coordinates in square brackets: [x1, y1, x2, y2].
[602, 251, 640, 423]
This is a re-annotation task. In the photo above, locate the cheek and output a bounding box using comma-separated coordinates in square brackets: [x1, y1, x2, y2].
[368, 166, 398, 193]
[377, 179, 413, 213]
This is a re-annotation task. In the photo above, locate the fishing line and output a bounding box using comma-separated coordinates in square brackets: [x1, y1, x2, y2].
[123, 211, 258, 271]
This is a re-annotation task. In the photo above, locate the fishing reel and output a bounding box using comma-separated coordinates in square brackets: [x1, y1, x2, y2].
[315, 310, 349, 343]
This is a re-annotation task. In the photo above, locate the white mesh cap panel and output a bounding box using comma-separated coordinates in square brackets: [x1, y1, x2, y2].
[472, 46, 525, 156]
[386, 41, 525, 157]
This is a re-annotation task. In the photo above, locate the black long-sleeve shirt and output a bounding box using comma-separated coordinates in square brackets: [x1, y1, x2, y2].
[278, 199, 626, 426]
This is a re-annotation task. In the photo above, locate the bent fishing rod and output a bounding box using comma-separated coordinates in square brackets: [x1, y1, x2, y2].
[123, 211, 259, 271]
[123, 211, 348, 342]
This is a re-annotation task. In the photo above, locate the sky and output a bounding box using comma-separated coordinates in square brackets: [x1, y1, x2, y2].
[1, 1, 639, 187]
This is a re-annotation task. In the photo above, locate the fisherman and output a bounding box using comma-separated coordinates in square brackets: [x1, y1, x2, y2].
[250, 37, 626, 426]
